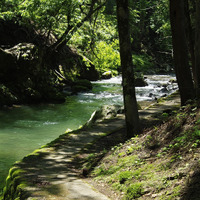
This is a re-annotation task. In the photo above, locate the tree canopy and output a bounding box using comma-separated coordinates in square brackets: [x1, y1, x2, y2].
[0, 0, 200, 107]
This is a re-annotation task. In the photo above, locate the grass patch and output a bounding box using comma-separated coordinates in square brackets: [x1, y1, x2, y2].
[126, 183, 144, 200]
[118, 171, 133, 184]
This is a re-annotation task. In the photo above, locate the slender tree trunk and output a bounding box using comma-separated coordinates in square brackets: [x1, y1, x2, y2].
[195, 0, 200, 98]
[169, 0, 194, 105]
[185, 0, 196, 85]
[116, 0, 141, 138]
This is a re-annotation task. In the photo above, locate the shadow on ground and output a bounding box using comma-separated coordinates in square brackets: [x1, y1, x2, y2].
[180, 162, 200, 200]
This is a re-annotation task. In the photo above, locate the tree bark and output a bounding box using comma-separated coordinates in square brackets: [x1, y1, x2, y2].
[195, 0, 200, 98]
[116, 0, 141, 138]
[185, 0, 196, 85]
[169, 0, 194, 105]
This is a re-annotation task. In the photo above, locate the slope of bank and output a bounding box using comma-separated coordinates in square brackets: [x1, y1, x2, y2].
[1, 93, 181, 200]
[83, 96, 200, 199]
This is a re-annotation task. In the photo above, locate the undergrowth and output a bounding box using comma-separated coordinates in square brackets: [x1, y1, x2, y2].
[86, 103, 200, 199]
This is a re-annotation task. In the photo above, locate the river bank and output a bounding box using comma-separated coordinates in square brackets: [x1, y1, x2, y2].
[1, 92, 181, 199]
[84, 94, 200, 200]
[0, 74, 178, 192]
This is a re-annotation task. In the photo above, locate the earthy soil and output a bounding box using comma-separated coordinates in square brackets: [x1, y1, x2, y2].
[79, 94, 200, 200]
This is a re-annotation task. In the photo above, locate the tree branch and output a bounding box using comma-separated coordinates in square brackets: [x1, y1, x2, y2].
[52, 0, 106, 51]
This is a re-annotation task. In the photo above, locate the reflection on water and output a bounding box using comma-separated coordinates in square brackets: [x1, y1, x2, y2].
[0, 102, 97, 190]
[0, 74, 177, 191]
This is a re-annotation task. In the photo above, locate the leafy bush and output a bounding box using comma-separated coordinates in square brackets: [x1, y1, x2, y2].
[132, 54, 154, 74]
[126, 183, 144, 199]
[118, 171, 133, 184]
[92, 39, 120, 76]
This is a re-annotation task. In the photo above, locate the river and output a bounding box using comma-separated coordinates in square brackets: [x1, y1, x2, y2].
[0, 74, 177, 191]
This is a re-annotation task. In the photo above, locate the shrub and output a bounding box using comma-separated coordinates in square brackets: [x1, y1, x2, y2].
[118, 171, 133, 184]
[132, 54, 154, 74]
[92, 40, 120, 76]
[126, 183, 144, 199]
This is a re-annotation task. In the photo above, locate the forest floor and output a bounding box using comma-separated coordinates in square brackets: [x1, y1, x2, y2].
[80, 94, 200, 200]
[5, 92, 200, 200]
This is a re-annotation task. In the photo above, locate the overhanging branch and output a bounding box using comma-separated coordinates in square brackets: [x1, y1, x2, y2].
[52, 0, 106, 51]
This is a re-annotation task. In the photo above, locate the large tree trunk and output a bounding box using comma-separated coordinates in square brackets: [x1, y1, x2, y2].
[116, 0, 141, 138]
[169, 0, 194, 105]
[195, 0, 200, 98]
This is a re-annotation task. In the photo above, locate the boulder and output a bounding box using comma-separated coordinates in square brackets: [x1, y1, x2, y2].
[0, 85, 18, 107]
[56, 46, 100, 83]
[135, 77, 148, 87]
[71, 79, 93, 94]
[101, 71, 112, 79]
[0, 43, 65, 105]
[0, 19, 101, 106]
[83, 105, 123, 128]
[79, 57, 100, 81]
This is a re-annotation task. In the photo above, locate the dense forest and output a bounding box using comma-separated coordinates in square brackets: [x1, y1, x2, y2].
[0, 0, 173, 107]
[1, 0, 200, 199]
[1, 0, 199, 136]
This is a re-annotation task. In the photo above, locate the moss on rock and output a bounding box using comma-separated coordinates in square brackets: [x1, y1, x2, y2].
[1, 167, 29, 200]
[72, 79, 93, 93]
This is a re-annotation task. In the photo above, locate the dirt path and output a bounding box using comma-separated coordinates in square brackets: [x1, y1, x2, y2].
[2, 93, 180, 200]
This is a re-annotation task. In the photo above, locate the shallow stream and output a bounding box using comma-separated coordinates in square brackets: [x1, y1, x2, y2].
[0, 74, 177, 190]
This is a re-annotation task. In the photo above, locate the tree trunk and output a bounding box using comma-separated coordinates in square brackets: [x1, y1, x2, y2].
[185, 0, 196, 85]
[169, 0, 194, 105]
[195, 0, 200, 98]
[116, 0, 141, 138]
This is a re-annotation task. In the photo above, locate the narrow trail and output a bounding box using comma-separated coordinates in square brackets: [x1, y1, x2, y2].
[2, 93, 180, 200]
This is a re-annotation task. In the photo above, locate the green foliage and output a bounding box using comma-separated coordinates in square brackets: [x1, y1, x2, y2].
[86, 153, 96, 163]
[132, 54, 154, 73]
[0, 0, 106, 43]
[0, 0, 171, 76]
[126, 183, 144, 200]
[70, 13, 117, 52]
[92, 40, 120, 75]
[118, 152, 126, 157]
[89, 103, 200, 199]
[118, 171, 133, 184]
[161, 112, 169, 121]
[129, 0, 172, 67]
[117, 155, 144, 167]
[104, 0, 116, 15]
[126, 146, 134, 155]
[69, 7, 119, 74]
[168, 127, 200, 152]
[165, 185, 181, 199]
[94, 164, 120, 177]
[162, 112, 169, 118]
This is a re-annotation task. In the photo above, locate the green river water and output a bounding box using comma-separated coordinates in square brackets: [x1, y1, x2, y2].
[0, 75, 177, 191]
